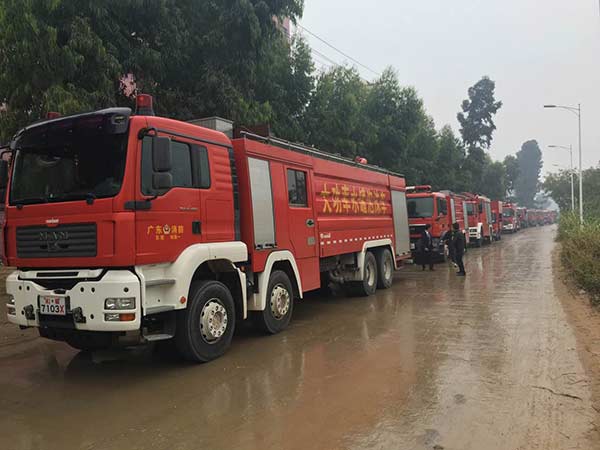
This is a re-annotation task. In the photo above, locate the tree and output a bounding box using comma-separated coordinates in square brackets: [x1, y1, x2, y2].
[457, 76, 503, 151]
[503, 155, 520, 198]
[515, 140, 543, 208]
[457, 76, 502, 192]
[302, 66, 369, 157]
[431, 126, 465, 191]
[0, 0, 308, 142]
[481, 159, 507, 200]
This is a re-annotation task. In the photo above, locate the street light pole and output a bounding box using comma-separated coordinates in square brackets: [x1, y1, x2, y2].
[544, 104, 584, 224]
[548, 144, 575, 212]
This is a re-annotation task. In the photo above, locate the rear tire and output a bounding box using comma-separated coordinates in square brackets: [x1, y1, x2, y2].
[175, 280, 235, 363]
[253, 270, 294, 334]
[376, 248, 394, 289]
[346, 251, 378, 297]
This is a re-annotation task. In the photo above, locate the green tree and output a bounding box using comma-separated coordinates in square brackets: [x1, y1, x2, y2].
[303, 66, 370, 158]
[481, 159, 507, 200]
[457, 76, 502, 192]
[503, 154, 520, 198]
[515, 140, 543, 208]
[0, 0, 308, 141]
[432, 126, 466, 191]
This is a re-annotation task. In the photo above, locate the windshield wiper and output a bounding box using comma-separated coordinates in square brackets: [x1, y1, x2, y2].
[48, 192, 97, 204]
[14, 197, 48, 209]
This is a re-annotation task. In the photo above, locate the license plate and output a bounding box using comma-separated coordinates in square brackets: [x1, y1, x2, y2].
[40, 296, 67, 316]
[410, 243, 415, 250]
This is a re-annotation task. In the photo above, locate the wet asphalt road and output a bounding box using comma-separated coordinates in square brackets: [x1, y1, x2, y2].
[0, 226, 596, 450]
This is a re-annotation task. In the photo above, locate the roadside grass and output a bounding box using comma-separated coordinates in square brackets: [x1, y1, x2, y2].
[558, 212, 600, 305]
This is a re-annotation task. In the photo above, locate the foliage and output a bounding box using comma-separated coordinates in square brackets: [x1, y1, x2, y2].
[544, 164, 600, 219]
[456, 76, 503, 193]
[558, 212, 600, 304]
[0, 0, 308, 142]
[503, 155, 519, 197]
[0, 3, 524, 202]
[514, 140, 543, 208]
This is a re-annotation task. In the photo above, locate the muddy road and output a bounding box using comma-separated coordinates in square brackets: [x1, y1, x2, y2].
[0, 226, 598, 450]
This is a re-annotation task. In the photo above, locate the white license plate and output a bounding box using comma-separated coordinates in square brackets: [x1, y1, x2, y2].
[410, 243, 416, 250]
[40, 296, 67, 316]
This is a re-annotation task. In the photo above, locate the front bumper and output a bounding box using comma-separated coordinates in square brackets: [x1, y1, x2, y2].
[6, 269, 142, 332]
[503, 223, 514, 231]
[469, 227, 480, 239]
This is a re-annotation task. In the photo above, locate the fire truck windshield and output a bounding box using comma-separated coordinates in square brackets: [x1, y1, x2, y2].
[407, 197, 434, 218]
[503, 209, 515, 218]
[466, 203, 476, 216]
[10, 122, 128, 206]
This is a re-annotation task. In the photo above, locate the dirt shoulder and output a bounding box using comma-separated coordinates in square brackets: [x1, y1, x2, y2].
[554, 247, 600, 435]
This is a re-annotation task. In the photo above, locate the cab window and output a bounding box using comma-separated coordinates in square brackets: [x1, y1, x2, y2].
[287, 169, 308, 207]
[141, 137, 210, 195]
[437, 198, 448, 216]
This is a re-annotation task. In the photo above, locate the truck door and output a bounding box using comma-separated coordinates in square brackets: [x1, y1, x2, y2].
[134, 134, 205, 265]
[285, 167, 319, 291]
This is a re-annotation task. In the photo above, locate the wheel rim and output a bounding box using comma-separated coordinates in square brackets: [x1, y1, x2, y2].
[366, 260, 376, 287]
[383, 255, 392, 281]
[270, 284, 291, 320]
[200, 299, 228, 343]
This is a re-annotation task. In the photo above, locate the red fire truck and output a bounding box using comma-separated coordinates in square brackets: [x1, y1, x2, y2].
[406, 186, 469, 262]
[3, 96, 412, 362]
[464, 193, 493, 247]
[502, 202, 519, 233]
[491, 200, 503, 241]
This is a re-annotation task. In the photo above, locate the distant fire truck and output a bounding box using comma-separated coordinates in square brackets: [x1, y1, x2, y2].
[502, 202, 519, 233]
[3, 95, 412, 362]
[464, 193, 493, 247]
[406, 186, 469, 261]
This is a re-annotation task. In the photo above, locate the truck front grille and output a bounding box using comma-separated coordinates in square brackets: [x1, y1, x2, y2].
[17, 223, 97, 258]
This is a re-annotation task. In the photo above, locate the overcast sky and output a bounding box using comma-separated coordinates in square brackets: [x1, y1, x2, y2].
[301, 0, 600, 176]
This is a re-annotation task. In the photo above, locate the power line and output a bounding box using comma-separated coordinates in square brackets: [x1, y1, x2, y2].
[297, 24, 381, 77]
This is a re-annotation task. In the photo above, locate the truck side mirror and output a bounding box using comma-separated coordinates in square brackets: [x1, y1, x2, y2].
[152, 136, 172, 172]
[153, 172, 173, 190]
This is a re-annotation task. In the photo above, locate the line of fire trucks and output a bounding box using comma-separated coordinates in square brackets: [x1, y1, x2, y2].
[406, 185, 558, 261]
[0, 95, 560, 362]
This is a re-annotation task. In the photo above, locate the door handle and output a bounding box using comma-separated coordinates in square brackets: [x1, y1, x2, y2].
[306, 219, 315, 227]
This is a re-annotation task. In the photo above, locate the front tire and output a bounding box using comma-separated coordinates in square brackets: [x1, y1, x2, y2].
[253, 270, 294, 334]
[175, 280, 236, 363]
[376, 248, 394, 289]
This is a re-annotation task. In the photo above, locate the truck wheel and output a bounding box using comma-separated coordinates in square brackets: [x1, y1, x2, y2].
[175, 280, 235, 363]
[346, 251, 378, 297]
[253, 270, 294, 335]
[65, 332, 112, 352]
[376, 248, 394, 289]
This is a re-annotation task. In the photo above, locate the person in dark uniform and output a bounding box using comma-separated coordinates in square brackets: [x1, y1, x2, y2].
[418, 224, 434, 271]
[452, 222, 466, 276]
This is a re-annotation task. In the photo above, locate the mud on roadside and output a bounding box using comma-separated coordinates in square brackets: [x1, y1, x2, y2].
[553, 247, 600, 441]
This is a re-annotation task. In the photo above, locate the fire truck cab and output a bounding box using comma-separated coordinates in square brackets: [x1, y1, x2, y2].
[406, 186, 450, 261]
[464, 193, 493, 247]
[502, 202, 519, 233]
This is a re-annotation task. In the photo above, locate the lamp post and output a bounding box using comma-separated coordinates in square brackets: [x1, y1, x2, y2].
[548, 145, 575, 212]
[544, 104, 583, 224]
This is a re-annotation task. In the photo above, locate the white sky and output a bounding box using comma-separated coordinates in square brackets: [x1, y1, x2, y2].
[301, 0, 600, 177]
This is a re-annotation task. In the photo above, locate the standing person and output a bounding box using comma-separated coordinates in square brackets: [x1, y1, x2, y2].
[452, 222, 466, 276]
[418, 224, 434, 271]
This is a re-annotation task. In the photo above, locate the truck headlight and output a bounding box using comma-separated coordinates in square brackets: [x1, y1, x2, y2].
[7, 295, 15, 305]
[104, 297, 136, 310]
